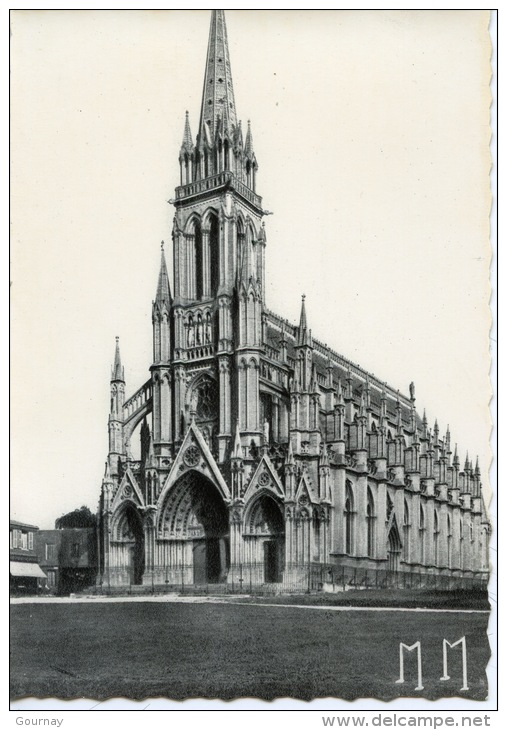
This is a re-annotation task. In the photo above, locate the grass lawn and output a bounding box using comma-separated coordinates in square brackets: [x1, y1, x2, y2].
[219, 589, 490, 611]
[10, 602, 490, 702]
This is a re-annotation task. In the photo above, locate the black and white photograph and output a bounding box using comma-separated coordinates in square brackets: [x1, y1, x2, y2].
[10, 8, 496, 714]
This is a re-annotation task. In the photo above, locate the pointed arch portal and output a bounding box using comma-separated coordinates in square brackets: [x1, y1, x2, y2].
[160, 471, 229, 584]
[246, 493, 285, 583]
[114, 503, 145, 585]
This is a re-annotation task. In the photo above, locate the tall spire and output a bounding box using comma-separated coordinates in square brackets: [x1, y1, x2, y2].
[155, 242, 172, 306]
[111, 336, 124, 382]
[199, 10, 237, 142]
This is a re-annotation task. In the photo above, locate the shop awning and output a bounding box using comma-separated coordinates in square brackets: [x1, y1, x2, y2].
[10, 561, 46, 578]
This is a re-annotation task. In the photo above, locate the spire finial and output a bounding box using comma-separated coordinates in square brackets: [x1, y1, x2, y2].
[112, 336, 124, 382]
[199, 10, 237, 143]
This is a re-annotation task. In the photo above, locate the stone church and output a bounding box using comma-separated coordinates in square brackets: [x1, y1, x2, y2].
[98, 10, 489, 591]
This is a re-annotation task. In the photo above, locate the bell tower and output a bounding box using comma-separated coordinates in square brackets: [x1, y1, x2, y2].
[170, 10, 266, 461]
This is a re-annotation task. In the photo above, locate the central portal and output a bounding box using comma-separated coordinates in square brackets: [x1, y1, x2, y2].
[193, 536, 228, 584]
[161, 469, 229, 585]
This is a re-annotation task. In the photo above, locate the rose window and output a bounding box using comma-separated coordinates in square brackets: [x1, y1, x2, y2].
[184, 445, 200, 468]
[258, 472, 271, 487]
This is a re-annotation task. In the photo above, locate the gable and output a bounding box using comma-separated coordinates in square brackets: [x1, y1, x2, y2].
[158, 419, 231, 506]
[243, 453, 285, 504]
[295, 471, 318, 505]
[111, 469, 144, 512]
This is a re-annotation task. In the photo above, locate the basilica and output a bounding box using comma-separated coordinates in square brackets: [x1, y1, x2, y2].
[98, 10, 489, 591]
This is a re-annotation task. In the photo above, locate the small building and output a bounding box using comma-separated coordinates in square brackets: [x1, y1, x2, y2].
[35, 528, 97, 595]
[10, 520, 46, 595]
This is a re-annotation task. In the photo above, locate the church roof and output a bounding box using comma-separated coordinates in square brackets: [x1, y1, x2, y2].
[264, 308, 424, 434]
[198, 10, 237, 144]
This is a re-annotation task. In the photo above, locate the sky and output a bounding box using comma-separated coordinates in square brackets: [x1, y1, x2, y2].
[10, 10, 492, 529]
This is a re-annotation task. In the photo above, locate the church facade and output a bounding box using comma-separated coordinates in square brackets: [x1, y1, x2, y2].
[98, 10, 489, 591]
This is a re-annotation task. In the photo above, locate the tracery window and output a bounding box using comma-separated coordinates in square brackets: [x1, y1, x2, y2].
[419, 504, 425, 564]
[403, 499, 410, 562]
[447, 515, 452, 567]
[193, 377, 218, 422]
[366, 488, 375, 558]
[459, 518, 464, 569]
[345, 481, 354, 555]
[433, 510, 439, 566]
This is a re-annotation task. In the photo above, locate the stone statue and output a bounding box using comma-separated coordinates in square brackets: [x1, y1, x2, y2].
[196, 314, 203, 345]
[187, 316, 195, 347]
[263, 418, 270, 444]
[205, 312, 212, 344]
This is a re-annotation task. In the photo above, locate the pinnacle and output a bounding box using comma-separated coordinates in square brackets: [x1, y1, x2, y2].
[155, 243, 172, 305]
[245, 119, 254, 157]
[180, 110, 194, 153]
[298, 294, 311, 346]
[112, 336, 124, 382]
